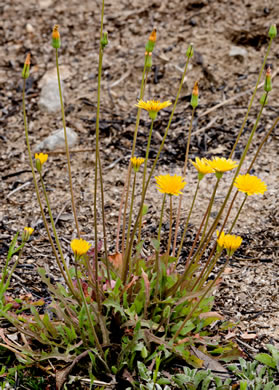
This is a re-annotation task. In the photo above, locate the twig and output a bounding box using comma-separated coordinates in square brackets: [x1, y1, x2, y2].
[6, 181, 31, 199]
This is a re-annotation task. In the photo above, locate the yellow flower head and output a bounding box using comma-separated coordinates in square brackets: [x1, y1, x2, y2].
[71, 238, 91, 258]
[155, 174, 186, 196]
[207, 157, 238, 174]
[22, 227, 34, 241]
[130, 157, 145, 172]
[234, 174, 267, 196]
[135, 99, 172, 120]
[190, 157, 214, 180]
[216, 230, 242, 256]
[35, 153, 48, 165]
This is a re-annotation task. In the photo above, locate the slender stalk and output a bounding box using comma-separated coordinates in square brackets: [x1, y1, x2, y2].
[172, 254, 231, 341]
[124, 172, 137, 279]
[229, 38, 273, 159]
[176, 180, 200, 263]
[155, 194, 166, 297]
[200, 177, 221, 242]
[166, 195, 173, 262]
[98, 154, 110, 284]
[55, 49, 80, 238]
[116, 62, 148, 252]
[23, 80, 76, 298]
[74, 263, 107, 363]
[39, 172, 77, 296]
[4, 250, 24, 289]
[172, 108, 195, 255]
[138, 119, 154, 241]
[228, 194, 247, 233]
[93, 0, 105, 309]
[123, 54, 192, 284]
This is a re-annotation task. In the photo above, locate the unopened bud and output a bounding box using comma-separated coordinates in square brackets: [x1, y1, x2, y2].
[264, 66, 272, 92]
[145, 29, 156, 53]
[268, 24, 277, 39]
[162, 305, 171, 319]
[22, 53, 31, 79]
[35, 153, 48, 173]
[52, 25, 61, 49]
[101, 31, 108, 49]
[145, 51, 152, 68]
[186, 44, 194, 58]
[191, 81, 199, 108]
[260, 93, 268, 106]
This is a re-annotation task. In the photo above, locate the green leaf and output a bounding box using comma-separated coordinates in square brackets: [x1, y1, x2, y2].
[151, 239, 160, 252]
[142, 204, 149, 216]
[137, 361, 150, 381]
[103, 298, 127, 319]
[255, 353, 276, 369]
[171, 320, 195, 336]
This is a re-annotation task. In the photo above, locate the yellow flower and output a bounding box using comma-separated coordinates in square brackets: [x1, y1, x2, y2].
[35, 153, 48, 165]
[190, 157, 214, 179]
[216, 230, 242, 256]
[135, 99, 172, 120]
[71, 238, 91, 257]
[207, 157, 238, 174]
[35, 152, 48, 170]
[130, 157, 145, 172]
[155, 174, 186, 196]
[234, 174, 267, 196]
[22, 227, 34, 241]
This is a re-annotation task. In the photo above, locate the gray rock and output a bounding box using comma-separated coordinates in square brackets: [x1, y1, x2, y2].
[34, 127, 78, 152]
[38, 79, 64, 113]
[229, 46, 247, 59]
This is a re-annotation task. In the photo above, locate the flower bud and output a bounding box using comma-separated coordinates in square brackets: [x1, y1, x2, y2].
[101, 31, 108, 49]
[22, 227, 34, 242]
[191, 81, 199, 108]
[260, 93, 268, 106]
[264, 66, 272, 92]
[268, 24, 277, 39]
[145, 29, 156, 53]
[22, 53, 31, 79]
[162, 305, 171, 319]
[145, 51, 152, 69]
[186, 44, 194, 58]
[52, 25, 61, 49]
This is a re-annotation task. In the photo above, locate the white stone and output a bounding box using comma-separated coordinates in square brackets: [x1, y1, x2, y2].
[26, 23, 34, 33]
[38, 79, 64, 113]
[229, 46, 248, 59]
[34, 128, 78, 152]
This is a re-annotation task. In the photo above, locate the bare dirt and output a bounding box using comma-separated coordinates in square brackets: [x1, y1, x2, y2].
[1, 0, 279, 370]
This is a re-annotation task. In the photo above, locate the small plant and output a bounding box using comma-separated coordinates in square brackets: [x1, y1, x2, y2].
[0, 2, 278, 387]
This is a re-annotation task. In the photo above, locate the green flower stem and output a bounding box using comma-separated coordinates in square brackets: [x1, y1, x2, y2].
[228, 193, 247, 233]
[172, 254, 231, 341]
[166, 197, 211, 297]
[176, 180, 200, 264]
[123, 172, 137, 280]
[98, 154, 110, 284]
[229, 37, 273, 159]
[123, 54, 192, 285]
[166, 195, 173, 262]
[200, 177, 221, 243]
[55, 48, 80, 239]
[93, 0, 105, 310]
[23, 80, 76, 298]
[138, 119, 154, 242]
[116, 62, 147, 252]
[155, 193, 166, 297]
[172, 107, 195, 256]
[4, 249, 24, 291]
[195, 251, 222, 291]
[39, 172, 77, 297]
[74, 262, 107, 365]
